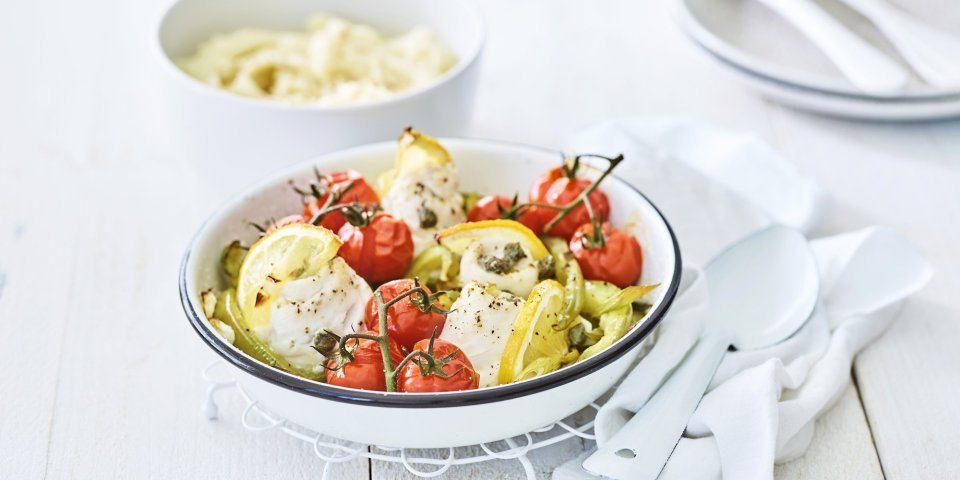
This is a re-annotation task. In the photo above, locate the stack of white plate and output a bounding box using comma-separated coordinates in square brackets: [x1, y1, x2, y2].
[677, 0, 960, 121]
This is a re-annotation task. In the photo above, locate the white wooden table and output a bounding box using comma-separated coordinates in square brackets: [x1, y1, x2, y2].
[2, 0, 958, 478]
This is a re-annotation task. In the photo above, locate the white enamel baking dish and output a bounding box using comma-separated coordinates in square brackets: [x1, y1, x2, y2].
[179, 138, 681, 448]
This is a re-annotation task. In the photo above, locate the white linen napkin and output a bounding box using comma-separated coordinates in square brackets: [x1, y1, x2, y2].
[553, 118, 933, 480]
[569, 116, 825, 233]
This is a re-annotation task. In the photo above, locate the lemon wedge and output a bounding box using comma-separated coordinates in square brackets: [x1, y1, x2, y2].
[438, 219, 551, 261]
[378, 128, 452, 195]
[235, 223, 342, 330]
[498, 280, 577, 384]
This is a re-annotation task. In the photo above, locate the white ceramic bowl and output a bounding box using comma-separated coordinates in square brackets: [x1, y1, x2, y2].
[156, 0, 484, 195]
[179, 139, 681, 448]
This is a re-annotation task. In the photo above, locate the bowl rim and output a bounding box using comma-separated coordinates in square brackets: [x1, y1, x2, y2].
[154, 0, 485, 113]
[179, 137, 682, 408]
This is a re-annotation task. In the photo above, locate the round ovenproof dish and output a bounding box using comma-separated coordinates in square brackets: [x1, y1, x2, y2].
[180, 134, 680, 447]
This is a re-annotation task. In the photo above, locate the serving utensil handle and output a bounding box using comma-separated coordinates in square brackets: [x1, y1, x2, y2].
[582, 331, 732, 480]
[836, 0, 960, 88]
[755, 0, 909, 95]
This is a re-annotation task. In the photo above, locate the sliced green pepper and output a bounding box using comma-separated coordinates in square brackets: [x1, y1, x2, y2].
[577, 281, 659, 361]
[568, 317, 605, 350]
[434, 289, 460, 311]
[221, 240, 248, 287]
[406, 245, 460, 291]
[515, 350, 580, 382]
[544, 237, 585, 330]
[213, 289, 322, 380]
[460, 191, 482, 214]
[578, 306, 632, 361]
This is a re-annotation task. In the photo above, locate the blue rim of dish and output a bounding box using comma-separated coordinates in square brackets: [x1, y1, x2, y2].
[178, 140, 683, 408]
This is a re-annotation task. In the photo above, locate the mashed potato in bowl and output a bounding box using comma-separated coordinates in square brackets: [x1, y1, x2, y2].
[176, 14, 457, 105]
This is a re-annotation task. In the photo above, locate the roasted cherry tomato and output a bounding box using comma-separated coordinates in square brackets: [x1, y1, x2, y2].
[529, 166, 564, 204]
[466, 195, 548, 233]
[337, 213, 414, 285]
[265, 214, 306, 233]
[569, 222, 643, 288]
[529, 167, 610, 239]
[325, 338, 404, 391]
[365, 279, 446, 350]
[302, 170, 380, 233]
[398, 339, 479, 392]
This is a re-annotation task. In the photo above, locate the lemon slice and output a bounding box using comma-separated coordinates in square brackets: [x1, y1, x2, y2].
[438, 219, 550, 260]
[235, 223, 342, 330]
[378, 128, 452, 195]
[498, 280, 575, 384]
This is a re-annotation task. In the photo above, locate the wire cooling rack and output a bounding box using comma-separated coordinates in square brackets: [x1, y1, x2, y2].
[202, 361, 600, 479]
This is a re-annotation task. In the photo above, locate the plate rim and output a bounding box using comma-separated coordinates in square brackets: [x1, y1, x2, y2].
[696, 37, 960, 120]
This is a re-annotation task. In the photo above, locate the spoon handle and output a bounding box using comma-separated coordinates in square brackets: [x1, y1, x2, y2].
[582, 331, 733, 480]
[754, 0, 909, 96]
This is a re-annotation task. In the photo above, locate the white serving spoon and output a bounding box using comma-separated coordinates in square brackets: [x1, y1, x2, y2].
[834, 0, 960, 89]
[755, 0, 910, 96]
[582, 225, 819, 480]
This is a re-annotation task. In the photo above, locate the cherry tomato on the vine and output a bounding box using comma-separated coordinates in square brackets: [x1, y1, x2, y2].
[466, 195, 548, 233]
[302, 170, 380, 233]
[337, 213, 414, 285]
[529, 167, 610, 239]
[398, 339, 479, 392]
[528, 166, 565, 204]
[325, 338, 404, 391]
[365, 279, 446, 351]
[570, 222, 643, 289]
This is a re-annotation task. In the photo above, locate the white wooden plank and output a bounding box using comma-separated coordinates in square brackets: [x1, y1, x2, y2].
[0, 169, 82, 480]
[29, 0, 359, 475]
[0, 0, 102, 476]
[856, 297, 960, 480]
[775, 382, 884, 479]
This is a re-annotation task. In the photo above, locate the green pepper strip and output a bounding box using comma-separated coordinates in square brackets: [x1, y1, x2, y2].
[213, 290, 321, 380]
[576, 282, 659, 361]
[544, 237, 585, 331]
